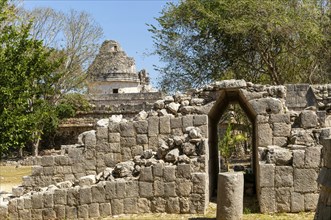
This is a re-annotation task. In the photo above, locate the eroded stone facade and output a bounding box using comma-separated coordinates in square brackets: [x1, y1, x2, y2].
[2, 80, 331, 219]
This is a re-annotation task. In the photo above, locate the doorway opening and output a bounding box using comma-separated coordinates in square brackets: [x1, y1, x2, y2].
[208, 89, 259, 213]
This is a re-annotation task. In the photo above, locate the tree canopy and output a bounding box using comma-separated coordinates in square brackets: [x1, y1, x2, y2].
[150, 0, 331, 92]
[0, 0, 63, 155]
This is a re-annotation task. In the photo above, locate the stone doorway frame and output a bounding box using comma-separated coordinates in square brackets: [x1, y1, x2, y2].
[208, 88, 258, 199]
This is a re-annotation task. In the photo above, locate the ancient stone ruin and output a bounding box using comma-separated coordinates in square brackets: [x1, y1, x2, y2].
[1, 79, 331, 219]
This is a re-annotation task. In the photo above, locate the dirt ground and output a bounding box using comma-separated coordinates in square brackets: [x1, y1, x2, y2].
[0, 165, 315, 219]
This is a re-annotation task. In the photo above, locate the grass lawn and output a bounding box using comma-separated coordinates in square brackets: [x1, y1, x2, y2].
[0, 165, 32, 192]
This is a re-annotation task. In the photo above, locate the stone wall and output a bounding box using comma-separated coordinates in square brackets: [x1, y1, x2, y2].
[2, 80, 331, 219]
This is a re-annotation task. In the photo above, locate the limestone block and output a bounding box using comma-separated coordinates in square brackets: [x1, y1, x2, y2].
[137, 134, 148, 144]
[83, 159, 96, 171]
[192, 173, 206, 194]
[134, 120, 148, 134]
[305, 146, 322, 168]
[16, 198, 24, 210]
[194, 115, 207, 126]
[121, 147, 132, 161]
[273, 137, 288, 147]
[266, 146, 292, 166]
[270, 114, 291, 124]
[80, 186, 92, 204]
[258, 123, 273, 147]
[41, 155, 55, 166]
[164, 182, 177, 197]
[105, 181, 116, 199]
[78, 204, 89, 219]
[182, 115, 194, 130]
[260, 187, 276, 213]
[217, 173, 244, 219]
[120, 137, 136, 147]
[109, 122, 120, 133]
[22, 175, 33, 187]
[31, 193, 43, 209]
[84, 130, 97, 148]
[164, 165, 176, 182]
[170, 117, 182, 129]
[138, 198, 151, 213]
[259, 163, 275, 187]
[293, 150, 305, 168]
[190, 194, 205, 214]
[54, 189, 67, 205]
[111, 199, 124, 215]
[23, 196, 32, 209]
[275, 187, 292, 212]
[166, 197, 180, 213]
[139, 167, 153, 182]
[176, 178, 193, 196]
[172, 128, 184, 136]
[167, 102, 180, 114]
[300, 110, 318, 128]
[109, 133, 120, 143]
[154, 180, 165, 196]
[116, 181, 126, 199]
[65, 206, 77, 219]
[250, 97, 283, 115]
[151, 163, 163, 178]
[160, 116, 171, 134]
[54, 205, 65, 219]
[126, 181, 139, 197]
[290, 129, 315, 146]
[67, 187, 79, 206]
[32, 165, 43, 176]
[165, 148, 179, 162]
[148, 117, 159, 137]
[120, 122, 135, 137]
[89, 203, 100, 218]
[55, 155, 70, 166]
[199, 125, 208, 138]
[99, 203, 112, 217]
[294, 168, 318, 192]
[139, 182, 154, 198]
[291, 192, 304, 213]
[151, 197, 166, 213]
[31, 209, 43, 220]
[275, 166, 293, 187]
[18, 209, 31, 219]
[304, 193, 319, 211]
[43, 192, 54, 208]
[72, 163, 85, 174]
[180, 197, 190, 213]
[92, 184, 106, 203]
[182, 142, 196, 156]
[42, 208, 56, 220]
[273, 123, 291, 137]
[257, 115, 269, 123]
[12, 186, 24, 197]
[177, 164, 191, 179]
[124, 198, 138, 214]
[97, 126, 108, 142]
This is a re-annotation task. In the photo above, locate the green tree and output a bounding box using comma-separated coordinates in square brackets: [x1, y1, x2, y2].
[0, 0, 62, 156]
[150, 0, 331, 92]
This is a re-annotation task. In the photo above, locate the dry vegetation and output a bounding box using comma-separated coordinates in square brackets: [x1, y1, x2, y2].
[0, 165, 32, 192]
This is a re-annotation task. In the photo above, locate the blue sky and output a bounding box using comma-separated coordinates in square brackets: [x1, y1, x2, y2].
[23, 0, 178, 87]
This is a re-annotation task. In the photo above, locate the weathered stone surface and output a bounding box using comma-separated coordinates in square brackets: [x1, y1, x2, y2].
[78, 204, 89, 219]
[65, 206, 77, 219]
[154, 180, 165, 196]
[140, 167, 153, 182]
[259, 163, 275, 187]
[80, 186, 92, 204]
[275, 166, 293, 187]
[176, 179, 192, 196]
[273, 123, 291, 137]
[152, 163, 164, 177]
[182, 142, 196, 156]
[305, 146, 322, 168]
[41, 156, 55, 166]
[43, 192, 54, 208]
[148, 117, 159, 137]
[170, 117, 182, 129]
[192, 173, 206, 194]
[258, 124, 273, 147]
[134, 120, 148, 134]
[113, 161, 134, 178]
[120, 122, 135, 137]
[275, 187, 291, 212]
[111, 199, 124, 215]
[109, 133, 120, 143]
[151, 197, 166, 213]
[294, 169, 318, 192]
[126, 181, 139, 197]
[290, 129, 315, 146]
[250, 97, 283, 115]
[137, 134, 148, 145]
[260, 187, 276, 213]
[217, 173, 244, 219]
[54, 205, 65, 219]
[164, 165, 176, 182]
[300, 110, 318, 128]
[138, 198, 151, 213]
[92, 184, 106, 203]
[31, 193, 43, 209]
[214, 79, 246, 88]
[293, 149, 305, 168]
[164, 182, 177, 197]
[139, 182, 154, 198]
[160, 116, 171, 134]
[304, 193, 319, 211]
[291, 192, 304, 213]
[177, 164, 191, 179]
[273, 137, 288, 147]
[270, 114, 291, 124]
[165, 148, 179, 163]
[97, 126, 108, 141]
[54, 189, 67, 205]
[266, 146, 292, 165]
[179, 197, 190, 213]
[193, 115, 207, 126]
[31, 209, 42, 220]
[167, 102, 180, 114]
[99, 203, 112, 217]
[124, 198, 138, 214]
[166, 197, 180, 213]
